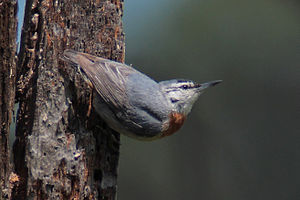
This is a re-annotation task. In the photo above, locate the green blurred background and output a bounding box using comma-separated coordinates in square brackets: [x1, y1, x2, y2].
[16, 0, 299, 199]
[118, 0, 299, 200]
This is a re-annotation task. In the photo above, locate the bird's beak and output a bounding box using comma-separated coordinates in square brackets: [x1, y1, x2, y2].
[196, 80, 222, 92]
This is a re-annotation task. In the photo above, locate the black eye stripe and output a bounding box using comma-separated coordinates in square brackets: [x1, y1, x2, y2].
[170, 98, 179, 103]
[180, 84, 191, 89]
[179, 84, 201, 89]
[182, 85, 188, 89]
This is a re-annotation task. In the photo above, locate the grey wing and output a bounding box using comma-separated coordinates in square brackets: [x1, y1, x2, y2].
[83, 60, 134, 109]
[63, 50, 137, 110]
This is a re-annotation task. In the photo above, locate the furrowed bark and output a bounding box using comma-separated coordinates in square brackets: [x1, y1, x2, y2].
[0, 0, 17, 199]
[15, 0, 124, 199]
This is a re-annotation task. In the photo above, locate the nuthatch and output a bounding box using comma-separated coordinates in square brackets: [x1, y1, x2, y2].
[63, 50, 222, 141]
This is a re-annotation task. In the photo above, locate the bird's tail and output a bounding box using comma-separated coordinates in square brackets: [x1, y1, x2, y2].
[62, 49, 97, 87]
[62, 49, 102, 66]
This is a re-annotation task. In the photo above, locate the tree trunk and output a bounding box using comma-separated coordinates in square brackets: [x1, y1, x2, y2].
[13, 0, 124, 199]
[0, 0, 17, 199]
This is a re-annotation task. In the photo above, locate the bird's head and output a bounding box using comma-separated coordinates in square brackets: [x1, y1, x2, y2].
[159, 79, 222, 115]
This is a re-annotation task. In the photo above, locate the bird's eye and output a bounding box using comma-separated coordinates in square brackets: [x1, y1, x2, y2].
[171, 98, 179, 103]
[181, 85, 189, 90]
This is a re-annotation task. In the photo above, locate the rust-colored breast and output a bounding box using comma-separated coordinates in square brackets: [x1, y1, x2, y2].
[161, 112, 186, 138]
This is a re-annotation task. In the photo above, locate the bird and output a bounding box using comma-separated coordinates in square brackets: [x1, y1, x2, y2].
[63, 49, 222, 141]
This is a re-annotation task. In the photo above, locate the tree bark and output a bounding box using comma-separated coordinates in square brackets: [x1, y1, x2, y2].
[14, 0, 124, 199]
[0, 0, 17, 199]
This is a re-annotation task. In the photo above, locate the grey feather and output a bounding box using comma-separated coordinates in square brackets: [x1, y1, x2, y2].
[63, 50, 136, 110]
[63, 50, 172, 139]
